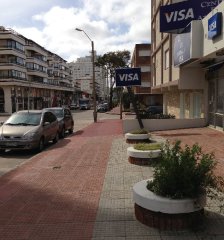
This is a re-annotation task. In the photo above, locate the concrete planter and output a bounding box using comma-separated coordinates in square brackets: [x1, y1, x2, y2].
[127, 146, 161, 165]
[133, 179, 206, 230]
[125, 133, 150, 144]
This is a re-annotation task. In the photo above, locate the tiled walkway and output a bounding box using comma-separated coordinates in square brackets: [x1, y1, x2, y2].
[1, 118, 224, 239]
[0, 119, 122, 240]
[92, 136, 224, 239]
[153, 128, 224, 177]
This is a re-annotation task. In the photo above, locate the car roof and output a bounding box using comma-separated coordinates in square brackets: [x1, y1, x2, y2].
[15, 110, 44, 114]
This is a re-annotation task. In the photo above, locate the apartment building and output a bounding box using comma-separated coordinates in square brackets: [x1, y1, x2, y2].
[0, 26, 73, 114]
[69, 55, 107, 102]
[151, 0, 224, 130]
[131, 43, 162, 107]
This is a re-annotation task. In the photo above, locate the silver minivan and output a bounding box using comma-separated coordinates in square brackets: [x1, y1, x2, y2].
[0, 110, 59, 153]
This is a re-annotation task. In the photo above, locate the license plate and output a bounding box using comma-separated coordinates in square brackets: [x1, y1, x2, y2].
[5, 142, 18, 147]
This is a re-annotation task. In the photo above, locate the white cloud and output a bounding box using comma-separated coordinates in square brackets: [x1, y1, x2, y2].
[2, 0, 151, 62]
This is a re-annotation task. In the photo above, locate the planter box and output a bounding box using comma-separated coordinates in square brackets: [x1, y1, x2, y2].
[123, 118, 207, 133]
[133, 179, 206, 230]
[127, 146, 161, 165]
[125, 133, 150, 144]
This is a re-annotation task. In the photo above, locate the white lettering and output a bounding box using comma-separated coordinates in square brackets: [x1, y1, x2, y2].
[201, 1, 223, 8]
[185, 8, 194, 20]
[133, 73, 139, 81]
[164, 8, 194, 23]
[165, 12, 174, 23]
[118, 73, 139, 81]
[209, 21, 217, 31]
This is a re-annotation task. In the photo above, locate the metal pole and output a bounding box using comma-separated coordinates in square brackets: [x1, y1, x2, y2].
[92, 41, 97, 122]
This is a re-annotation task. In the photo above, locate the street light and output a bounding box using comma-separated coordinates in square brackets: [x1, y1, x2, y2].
[75, 28, 97, 122]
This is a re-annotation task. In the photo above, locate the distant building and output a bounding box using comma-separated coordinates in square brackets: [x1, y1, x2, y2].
[0, 26, 73, 114]
[69, 54, 107, 102]
[131, 43, 162, 107]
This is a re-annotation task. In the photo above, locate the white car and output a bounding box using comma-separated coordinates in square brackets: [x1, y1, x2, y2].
[0, 110, 59, 153]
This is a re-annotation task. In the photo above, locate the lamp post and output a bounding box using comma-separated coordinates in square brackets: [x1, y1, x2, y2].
[75, 28, 97, 122]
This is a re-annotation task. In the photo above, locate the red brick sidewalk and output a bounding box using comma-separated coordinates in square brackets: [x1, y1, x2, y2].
[153, 127, 224, 178]
[0, 119, 122, 240]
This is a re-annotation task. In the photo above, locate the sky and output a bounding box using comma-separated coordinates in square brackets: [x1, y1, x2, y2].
[1, 0, 151, 62]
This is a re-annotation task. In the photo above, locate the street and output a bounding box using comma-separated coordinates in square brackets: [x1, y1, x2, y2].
[0, 109, 119, 177]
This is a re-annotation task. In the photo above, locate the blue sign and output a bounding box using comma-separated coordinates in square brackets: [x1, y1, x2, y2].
[160, 0, 223, 33]
[115, 68, 141, 87]
[208, 12, 222, 39]
[173, 33, 191, 66]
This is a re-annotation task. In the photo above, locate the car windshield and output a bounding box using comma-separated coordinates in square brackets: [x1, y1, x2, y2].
[48, 109, 64, 118]
[5, 112, 42, 126]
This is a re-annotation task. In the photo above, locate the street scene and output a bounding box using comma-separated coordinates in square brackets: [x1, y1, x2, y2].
[1, 0, 224, 239]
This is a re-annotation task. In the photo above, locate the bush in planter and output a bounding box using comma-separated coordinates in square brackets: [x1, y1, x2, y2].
[134, 142, 162, 151]
[147, 140, 218, 199]
[130, 129, 148, 134]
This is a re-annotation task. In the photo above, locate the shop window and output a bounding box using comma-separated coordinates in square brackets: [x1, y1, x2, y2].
[190, 93, 202, 118]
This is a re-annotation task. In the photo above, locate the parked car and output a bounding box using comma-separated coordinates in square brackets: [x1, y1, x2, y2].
[97, 103, 108, 112]
[0, 110, 59, 153]
[45, 107, 74, 138]
[69, 103, 79, 110]
[145, 105, 163, 114]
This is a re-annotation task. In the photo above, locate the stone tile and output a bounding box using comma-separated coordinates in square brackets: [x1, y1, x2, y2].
[93, 221, 126, 238]
[125, 220, 160, 237]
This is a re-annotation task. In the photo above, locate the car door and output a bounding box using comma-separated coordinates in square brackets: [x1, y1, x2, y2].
[64, 109, 73, 130]
[47, 112, 58, 140]
[42, 112, 58, 142]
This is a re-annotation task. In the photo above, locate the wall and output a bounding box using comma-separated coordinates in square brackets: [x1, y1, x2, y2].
[122, 118, 206, 133]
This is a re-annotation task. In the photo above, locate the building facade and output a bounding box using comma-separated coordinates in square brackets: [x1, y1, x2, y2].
[69, 54, 107, 103]
[151, 0, 205, 119]
[131, 43, 162, 107]
[151, 0, 224, 131]
[0, 26, 73, 114]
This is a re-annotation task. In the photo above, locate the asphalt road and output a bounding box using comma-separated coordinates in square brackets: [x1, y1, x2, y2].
[0, 109, 119, 176]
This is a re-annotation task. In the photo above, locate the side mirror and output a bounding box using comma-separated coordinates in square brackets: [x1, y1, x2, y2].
[43, 121, 50, 126]
[0, 121, 4, 126]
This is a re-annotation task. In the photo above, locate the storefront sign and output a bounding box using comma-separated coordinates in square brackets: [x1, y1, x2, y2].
[115, 68, 141, 87]
[173, 33, 191, 66]
[160, 0, 223, 33]
[208, 12, 222, 39]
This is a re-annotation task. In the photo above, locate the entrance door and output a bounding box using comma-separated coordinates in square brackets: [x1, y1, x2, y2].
[208, 78, 224, 130]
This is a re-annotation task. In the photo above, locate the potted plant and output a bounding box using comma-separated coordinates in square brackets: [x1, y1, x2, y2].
[133, 140, 218, 230]
[125, 129, 150, 143]
[127, 142, 162, 165]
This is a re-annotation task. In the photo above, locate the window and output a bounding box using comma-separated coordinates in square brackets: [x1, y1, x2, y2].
[165, 49, 169, 69]
[139, 50, 151, 57]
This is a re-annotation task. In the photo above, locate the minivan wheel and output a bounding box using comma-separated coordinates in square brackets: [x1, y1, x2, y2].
[53, 132, 59, 143]
[37, 137, 44, 152]
[60, 127, 65, 138]
[68, 127, 73, 134]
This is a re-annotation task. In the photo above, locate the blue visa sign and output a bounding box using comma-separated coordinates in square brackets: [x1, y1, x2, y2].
[160, 0, 223, 33]
[173, 33, 191, 66]
[208, 12, 222, 39]
[115, 68, 141, 87]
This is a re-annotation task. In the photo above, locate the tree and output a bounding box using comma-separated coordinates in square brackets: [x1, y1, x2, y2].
[96, 50, 130, 109]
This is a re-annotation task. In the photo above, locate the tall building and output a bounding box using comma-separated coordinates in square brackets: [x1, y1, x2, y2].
[151, 0, 224, 131]
[69, 54, 107, 102]
[131, 43, 162, 107]
[151, 0, 206, 119]
[0, 26, 73, 114]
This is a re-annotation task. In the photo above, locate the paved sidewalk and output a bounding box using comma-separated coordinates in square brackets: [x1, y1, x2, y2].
[0, 117, 224, 239]
[0, 119, 122, 240]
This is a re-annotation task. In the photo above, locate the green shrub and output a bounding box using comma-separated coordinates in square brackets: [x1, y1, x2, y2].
[134, 143, 162, 151]
[147, 140, 217, 199]
[130, 129, 148, 134]
[139, 112, 175, 119]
